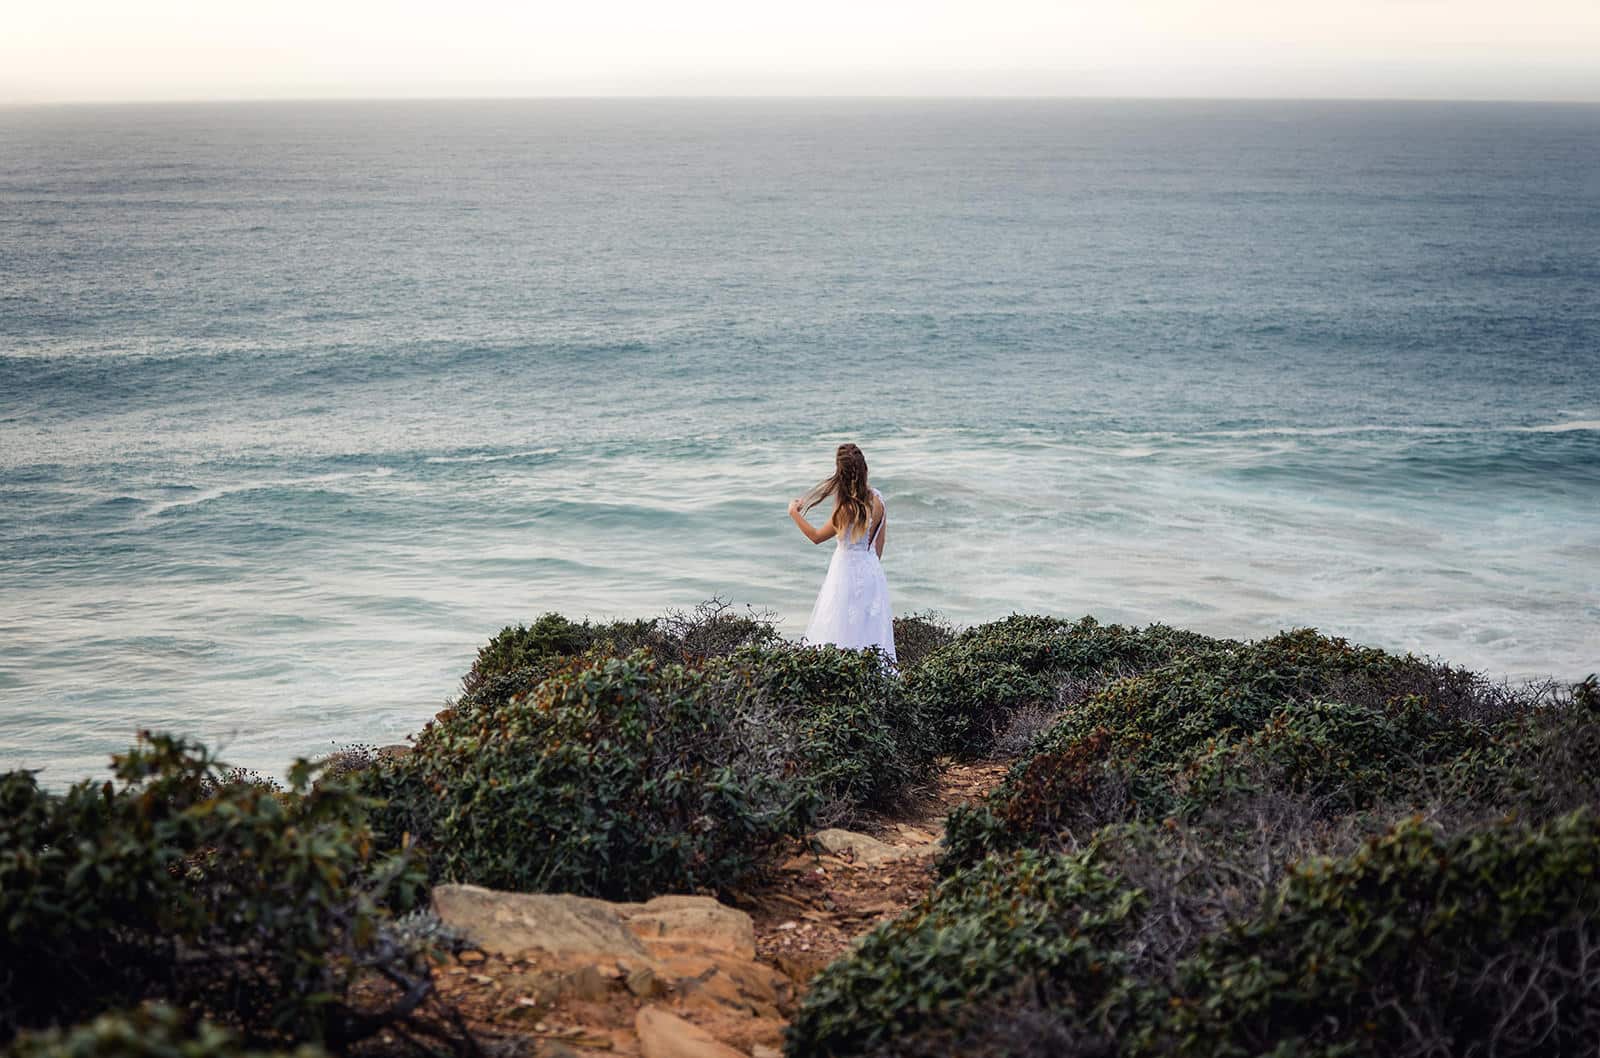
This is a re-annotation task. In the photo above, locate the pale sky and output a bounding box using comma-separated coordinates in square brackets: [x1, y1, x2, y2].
[5, 0, 1599, 104]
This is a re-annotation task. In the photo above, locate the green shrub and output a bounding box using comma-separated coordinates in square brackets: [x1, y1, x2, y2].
[904, 615, 1224, 758]
[6, 1005, 324, 1058]
[0, 735, 436, 1049]
[458, 612, 660, 704]
[1174, 696, 1498, 821]
[807, 811, 1600, 1058]
[1165, 810, 1600, 1057]
[362, 652, 816, 899]
[367, 640, 935, 898]
[461, 612, 599, 696]
[454, 599, 779, 721]
[944, 629, 1505, 867]
[731, 644, 931, 820]
[787, 844, 1144, 1058]
[889, 611, 957, 674]
[1431, 688, 1600, 826]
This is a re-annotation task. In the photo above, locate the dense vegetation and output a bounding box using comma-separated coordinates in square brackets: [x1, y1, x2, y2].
[901, 614, 1224, 758]
[7, 602, 1595, 1058]
[7, 1006, 324, 1058]
[788, 622, 1600, 1058]
[360, 602, 932, 899]
[0, 735, 465, 1054]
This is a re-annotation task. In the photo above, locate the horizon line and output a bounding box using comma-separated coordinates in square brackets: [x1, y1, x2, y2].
[6, 92, 1600, 109]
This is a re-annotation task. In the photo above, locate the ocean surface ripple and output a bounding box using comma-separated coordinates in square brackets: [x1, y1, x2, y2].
[2, 100, 1597, 783]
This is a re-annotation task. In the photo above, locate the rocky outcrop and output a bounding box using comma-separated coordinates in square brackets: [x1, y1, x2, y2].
[810, 827, 924, 865]
[424, 787, 983, 1055]
[623, 894, 757, 959]
[432, 885, 651, 958]
[431, 884, 793, 1054]
[635, 1006, 748, 1058]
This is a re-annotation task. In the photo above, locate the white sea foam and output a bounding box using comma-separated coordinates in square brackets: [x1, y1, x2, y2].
[1521, 420, 1600, 433]
[422, 448, 563, 464]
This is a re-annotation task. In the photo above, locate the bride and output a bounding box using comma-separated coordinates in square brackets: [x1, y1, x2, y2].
[787, 443, 896, 664]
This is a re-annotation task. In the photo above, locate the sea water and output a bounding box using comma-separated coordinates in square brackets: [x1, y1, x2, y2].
[2, 99, 1597, 784]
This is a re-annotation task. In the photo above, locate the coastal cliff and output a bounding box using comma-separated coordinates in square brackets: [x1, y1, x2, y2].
[4, 603, 1598, 1057]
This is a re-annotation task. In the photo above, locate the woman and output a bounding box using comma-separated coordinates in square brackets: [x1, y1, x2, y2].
[787, 443, 896, 663]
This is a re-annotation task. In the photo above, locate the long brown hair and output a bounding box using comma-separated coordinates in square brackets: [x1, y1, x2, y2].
[801, 443, 874, 540]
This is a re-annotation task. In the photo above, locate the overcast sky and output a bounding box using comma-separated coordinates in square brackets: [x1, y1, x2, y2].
[5, 0, 1599, 104]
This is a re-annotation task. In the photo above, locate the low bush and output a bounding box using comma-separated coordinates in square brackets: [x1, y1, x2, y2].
[904, 615, 1224, 758]
[787, 843, 1144, 1058]
[1165, 809, 1600, 1057]
[943, 629, 1529, 867]
[732, 644, 930, 821]
[888, 611, 957, 674]
[0, 735, 451, 1051]
[795, 614, 1600, 1058]
[365, 639, 931, 898]
[6, 1005, 324, 1058]
[789, 810, 1600, 1058]
[363, 652, 813, 899]
[453, 599, 779, 724]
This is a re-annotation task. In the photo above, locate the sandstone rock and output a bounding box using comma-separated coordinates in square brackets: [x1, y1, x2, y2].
[752, 1046, 783, 1058]
[635, 1005, 746, 1058]
[623, 894, 757, 959]
[893, 823, 938, 845]
[652, 952, 785, 1020]
[625, 965, 669, 999]
[432, 884, 649, 958]
[810, 828, 915, 866]
[539, 1044, 584, 1058]
[560, 963, 612, 1002]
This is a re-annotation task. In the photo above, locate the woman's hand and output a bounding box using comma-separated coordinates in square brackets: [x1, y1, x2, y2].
[789, 497, 836, 544]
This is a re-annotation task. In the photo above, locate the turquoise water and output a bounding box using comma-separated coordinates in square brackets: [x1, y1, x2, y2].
[2, 99, 1597, 784]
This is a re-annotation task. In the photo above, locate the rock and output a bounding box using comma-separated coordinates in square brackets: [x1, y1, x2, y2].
[653, 953, 784, 1020]
[635, 1006, 746, 1058]
[432, 884, 649, 959]
[752, 1047, 783, 1058]
[623, 895, 757, 959]
[625, 966, 669, 999]
[560, 963, 612, 1002]
[893, 823, 938, 845]
[376, 743, 412, 760]
[536, 1045, 583, 1058]
[810, 828, 914, 866]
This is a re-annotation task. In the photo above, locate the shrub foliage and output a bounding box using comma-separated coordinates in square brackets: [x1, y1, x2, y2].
[363, 642, 928, 899]
[903, 615, 1224, 758]
[0, 735, 457, 1052]
[6, 1004, 325, 1058]
[789, 618, 1600, 1058]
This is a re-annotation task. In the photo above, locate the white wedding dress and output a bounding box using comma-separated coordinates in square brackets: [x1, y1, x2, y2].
[803, 487, 896, 664]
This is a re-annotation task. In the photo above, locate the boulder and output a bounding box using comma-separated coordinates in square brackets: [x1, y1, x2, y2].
[810, 828, 916, 866]
[623, 894, 757, 959]
[432, 884, 648, 958]
[635, 1005, 746, 1058]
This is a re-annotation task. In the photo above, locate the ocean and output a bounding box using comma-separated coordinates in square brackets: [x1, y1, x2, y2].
[2, 99, 1597, 786]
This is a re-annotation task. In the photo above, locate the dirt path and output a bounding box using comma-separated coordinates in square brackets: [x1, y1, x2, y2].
[735, 761, 1010, 987]
[419, 760, 1009, 1057]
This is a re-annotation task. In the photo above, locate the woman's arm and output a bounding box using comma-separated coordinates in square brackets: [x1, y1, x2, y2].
[789, 498, 838, 545]
[873, 499, 887, 557]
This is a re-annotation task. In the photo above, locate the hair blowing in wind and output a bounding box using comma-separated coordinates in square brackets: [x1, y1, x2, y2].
[801, 443, 873, 541]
